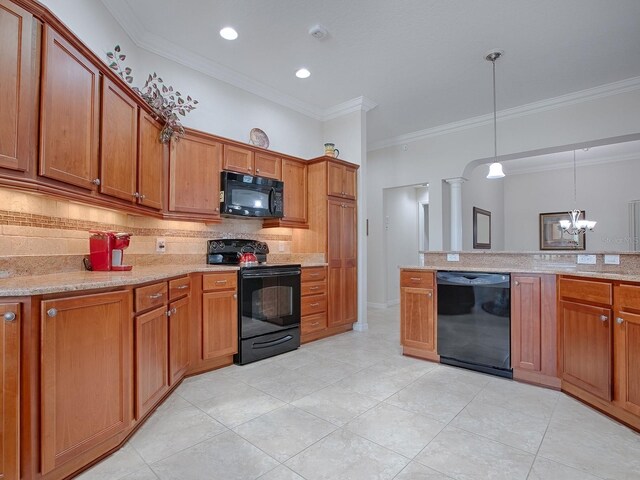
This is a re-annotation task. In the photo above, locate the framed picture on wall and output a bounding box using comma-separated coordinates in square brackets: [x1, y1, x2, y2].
[539, 211, 586, 250]
[473, 207, 491, 249]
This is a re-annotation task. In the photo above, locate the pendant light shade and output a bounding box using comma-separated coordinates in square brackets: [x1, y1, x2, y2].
[487, 162, 505, 179]
[486, 50, 505, 179]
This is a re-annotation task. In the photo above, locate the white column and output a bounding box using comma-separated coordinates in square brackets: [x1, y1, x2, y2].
[445, 177, 466, 251]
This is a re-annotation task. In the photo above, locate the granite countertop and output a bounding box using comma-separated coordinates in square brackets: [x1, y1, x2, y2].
[400, 264, 640, 282]
[0, 261, 329, 297]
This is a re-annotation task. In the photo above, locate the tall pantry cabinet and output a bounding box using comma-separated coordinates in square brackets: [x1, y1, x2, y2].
[293, 157, 359, 339]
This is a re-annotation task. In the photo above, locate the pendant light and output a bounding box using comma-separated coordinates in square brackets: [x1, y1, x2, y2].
[486, 50, 505, 179]
[558, 150, 596, 238]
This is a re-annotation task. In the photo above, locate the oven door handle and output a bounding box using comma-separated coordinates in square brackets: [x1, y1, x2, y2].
[241, 270, 301, 278]
[252, 335, 294, 349]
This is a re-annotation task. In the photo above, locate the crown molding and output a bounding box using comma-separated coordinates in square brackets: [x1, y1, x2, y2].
[323, 96, 378, 121]
[507, 151, 640, 176]
[368, 76, 640, 151]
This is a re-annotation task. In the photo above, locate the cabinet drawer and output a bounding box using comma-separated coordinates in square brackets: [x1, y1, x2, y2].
[135, 282, 168, 312]
[302, 312, 327, 335]
[302, 281, 326, 297]
[400, 270, 434, 288]
[559, 277, 612, 305]
[203, 272, 237, 291]
[616, 284, 640, 310]
[302, 294, 327, 316]
[302, 267, 326, 283]
[169, 276, 191, 300]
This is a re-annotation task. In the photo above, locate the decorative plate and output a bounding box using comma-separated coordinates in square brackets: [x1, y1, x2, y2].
[249, 128, 269, 149]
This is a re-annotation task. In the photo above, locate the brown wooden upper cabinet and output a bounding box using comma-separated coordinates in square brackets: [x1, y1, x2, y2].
[223, 144, 281, 180]
[1, 302, 20, 480]
[0, 0, 34, 173]
[39, 25, 100, 190]
[327, 161, 357, 200]
[263, 158, 307, 228]
[137, 111, 165, 210]
[169, 132, 221, 218]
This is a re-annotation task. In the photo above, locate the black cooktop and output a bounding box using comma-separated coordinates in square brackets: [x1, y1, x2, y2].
[206, 238, 269, 265]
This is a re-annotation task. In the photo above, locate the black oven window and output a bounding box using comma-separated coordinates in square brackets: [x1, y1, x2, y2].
[252, 285, 293, 323]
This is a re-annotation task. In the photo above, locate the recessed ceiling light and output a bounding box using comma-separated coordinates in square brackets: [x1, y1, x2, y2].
[219, 27, 238, 40]
[295, 68, 311, 79]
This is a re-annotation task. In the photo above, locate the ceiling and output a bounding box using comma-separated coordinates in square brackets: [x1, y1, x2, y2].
[102, 0, 640, 147]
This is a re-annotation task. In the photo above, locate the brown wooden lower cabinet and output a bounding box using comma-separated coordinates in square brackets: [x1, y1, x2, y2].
[40, 291, 133, 475]
[614, 284, 640, 418]
[135, 305, 169, 419]
[201, 273, 238, 360]
[511, 274, 559, 388]
[1, 302, 20, 480]
[169, 295, 191, 385]
[400, 270, 437, 362]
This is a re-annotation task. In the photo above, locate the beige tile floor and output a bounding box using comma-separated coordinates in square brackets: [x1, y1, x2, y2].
[78, 306, 640, 480]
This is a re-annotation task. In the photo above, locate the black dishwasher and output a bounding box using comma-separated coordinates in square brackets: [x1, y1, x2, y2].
[436, 271, 512, 378]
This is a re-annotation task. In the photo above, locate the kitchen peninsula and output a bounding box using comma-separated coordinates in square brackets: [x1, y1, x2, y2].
[400, 250, 640, 434]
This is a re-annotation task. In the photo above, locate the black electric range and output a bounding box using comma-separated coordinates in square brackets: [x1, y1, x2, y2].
[207, 239, 301, 364]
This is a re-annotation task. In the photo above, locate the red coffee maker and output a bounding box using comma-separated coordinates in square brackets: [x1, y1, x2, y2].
[89, 231, 133, 271]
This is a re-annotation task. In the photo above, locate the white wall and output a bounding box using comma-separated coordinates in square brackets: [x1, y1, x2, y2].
[40, 0, 323, 159]
[461, 167, 505, 250]
[382, 186, 423, 306]
[504, 157, 640, 251]
[366, 88, 640, 305]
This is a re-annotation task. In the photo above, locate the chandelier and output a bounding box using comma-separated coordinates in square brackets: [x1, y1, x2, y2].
[558, 150, 596, 237]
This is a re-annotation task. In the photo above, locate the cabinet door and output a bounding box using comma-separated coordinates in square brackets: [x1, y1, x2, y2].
[281, 159, 307, 223]
[223, 144, 253, 174]
[327, 162, 344, 198]
[169, 296, 190, 385]
[401, 287, 435, 352]
[614, 310, 640, 417]
[560, 300, 612, 401]
[0, 1, 33, 172]
[327, 199, 343, 327]
[137, 111, 164, 210]
[41, 291, 132, 474]
[100, 78, 138, 201]
[169, 134, 221, 216]
[40, 25, 100, 189]
[1, 303, 20, 480]
[254, 152, 281, 179]
[341, 201, 358, 324]
[342, 166, 357, 200]
[512, 276, 542, 371]
[135, 306, 169, 419]
[202, 290, 237, 359]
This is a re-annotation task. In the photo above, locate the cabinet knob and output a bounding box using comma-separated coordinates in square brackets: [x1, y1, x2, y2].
[616, 317, 625, 325]
[47, 308, 58, 318]
[600, 315, 608, 322]
[215, 207, 220, 212]
[171, 307, 177, 314]
[256, 168, 260, 173]
[233, 294, 237, 299]
[92, 178, 101, 186]
[133, 192, 140, 198]
[166, 310, 171, 316]
[140, 194, 146, 200]
[427, 292, 432, 298]
[3, 312, 16, 322]
[248, 167, 252, 171]
[514, 281, 520, 286]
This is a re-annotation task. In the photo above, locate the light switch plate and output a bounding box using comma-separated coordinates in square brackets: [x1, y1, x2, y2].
[577, 254, 596, 265]
[604, 254, 620, 265]
[156, 238, 166, 253]
[447, 253, 460, 262]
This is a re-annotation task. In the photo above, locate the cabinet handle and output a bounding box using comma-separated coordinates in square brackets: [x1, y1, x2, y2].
[92, 178, 101, 186]
[310, 302, 320, 307]
[176, 285, 189, 290]
[216, 280, 228, 284]
[410, 277, 421, 281]
[47, 308, 58, 317]
[600, 315, 608, 322]
[3, 312, 16, 322]
[309, 286, 320, 290]
[309, 273, 320, 277]
[616, 317, 624, 325]
[149, 293, 164, 299]
[311, 322, 320, 326]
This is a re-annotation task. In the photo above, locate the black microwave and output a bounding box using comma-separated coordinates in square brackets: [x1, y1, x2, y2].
[220, 171, 284, 218]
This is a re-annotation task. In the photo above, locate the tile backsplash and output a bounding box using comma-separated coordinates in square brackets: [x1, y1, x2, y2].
[0, 188, 296, 276]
